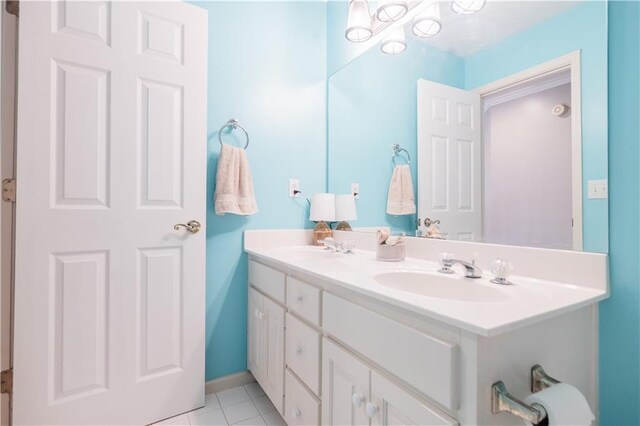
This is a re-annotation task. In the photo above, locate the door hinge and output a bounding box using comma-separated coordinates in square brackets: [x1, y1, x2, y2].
[2, 178, 15, 202]
[5, 1, 18, 17]
[1, 369, 12, 394]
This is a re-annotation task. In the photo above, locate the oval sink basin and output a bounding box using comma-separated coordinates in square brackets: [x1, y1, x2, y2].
[373, 271, 511, 303]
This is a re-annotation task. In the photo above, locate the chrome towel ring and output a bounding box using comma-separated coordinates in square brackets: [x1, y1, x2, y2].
[392, 144, 410, 165]
[219, 118, 249, 149]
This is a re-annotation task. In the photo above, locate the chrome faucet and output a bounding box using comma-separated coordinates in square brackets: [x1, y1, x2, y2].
[439, 257, 483, 279]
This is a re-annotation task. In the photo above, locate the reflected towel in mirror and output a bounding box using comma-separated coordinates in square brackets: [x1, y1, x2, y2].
[386, 164, 416, 215]
[214, 144, 258, 216]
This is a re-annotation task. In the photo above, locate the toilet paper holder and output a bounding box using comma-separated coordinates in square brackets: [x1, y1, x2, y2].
[492, 364, 561, 425]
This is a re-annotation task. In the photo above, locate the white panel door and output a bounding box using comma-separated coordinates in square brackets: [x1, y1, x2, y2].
[13, 2, 207, 425]
[322, 338, 370, 426]
[370, 372, 457, 426]
[417, 80, 482, 241]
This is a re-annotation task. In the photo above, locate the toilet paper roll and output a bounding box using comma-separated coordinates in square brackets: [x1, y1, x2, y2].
[523, 383, 595, 426]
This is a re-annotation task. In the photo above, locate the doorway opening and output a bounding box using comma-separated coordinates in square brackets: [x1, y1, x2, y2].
[475, 51, 582, 250]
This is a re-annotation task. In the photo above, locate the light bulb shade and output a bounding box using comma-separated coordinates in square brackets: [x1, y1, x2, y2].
[346, 0, 373, 43]
[376, 0, 408, 22]
[335, 194, 357, 221]
[380, 26, 406, 55]
[309, 193, 336, 222]
[412, 2, 442, 38]
[451, 0, 486, 15]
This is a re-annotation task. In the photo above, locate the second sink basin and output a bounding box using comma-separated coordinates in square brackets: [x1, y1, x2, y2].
[373, 271, 511, 303]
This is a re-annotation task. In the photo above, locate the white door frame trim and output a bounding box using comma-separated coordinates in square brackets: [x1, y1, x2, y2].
[472, 50, 583, 251]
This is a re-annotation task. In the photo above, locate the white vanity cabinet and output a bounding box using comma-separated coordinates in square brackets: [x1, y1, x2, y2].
[245, 230, 604, 426]
[248, 259, 462, 425]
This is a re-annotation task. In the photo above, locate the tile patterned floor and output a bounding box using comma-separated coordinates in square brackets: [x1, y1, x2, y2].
[153, 382, 286, 426]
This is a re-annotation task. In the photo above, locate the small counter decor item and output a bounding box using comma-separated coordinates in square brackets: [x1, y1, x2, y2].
[376, 229, 406, 261]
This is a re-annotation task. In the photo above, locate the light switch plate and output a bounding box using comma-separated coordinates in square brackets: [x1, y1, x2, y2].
[587, 179, 608, 199]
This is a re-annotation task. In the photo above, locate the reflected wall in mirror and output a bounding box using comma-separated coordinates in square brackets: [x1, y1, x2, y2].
[327, 0, 608, 252]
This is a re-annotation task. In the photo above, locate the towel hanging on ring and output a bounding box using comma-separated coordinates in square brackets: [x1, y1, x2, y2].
[386, 164, 416, 216]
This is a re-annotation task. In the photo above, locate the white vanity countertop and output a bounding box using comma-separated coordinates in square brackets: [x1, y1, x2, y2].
[245, 232, 609, 336]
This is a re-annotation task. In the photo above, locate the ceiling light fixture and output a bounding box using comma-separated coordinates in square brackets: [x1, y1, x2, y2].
[380, 26, 407, 55]
[376, 0, 409, 22]
[345, 0, 373, 43]
[412, 2, 441, 38]
[451, 0, 486, 15]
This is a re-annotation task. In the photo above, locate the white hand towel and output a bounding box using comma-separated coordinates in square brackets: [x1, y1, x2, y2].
[386, 164, 416, 215]
[214, 144, 258, 216]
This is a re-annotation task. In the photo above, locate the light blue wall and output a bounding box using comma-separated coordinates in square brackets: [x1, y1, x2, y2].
[600, 2, 640, 424]
[327, 40, 465, 233]
[465, 2, 608, 253]
[194, 1, 327, 380]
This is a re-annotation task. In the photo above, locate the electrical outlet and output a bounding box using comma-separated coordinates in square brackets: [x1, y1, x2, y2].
[289, 178, 300, 198]
[351, 183, 360, 199]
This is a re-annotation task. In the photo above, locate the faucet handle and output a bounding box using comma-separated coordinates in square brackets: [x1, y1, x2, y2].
[438, 252, 455, 274]
[490, 258, 514, 285]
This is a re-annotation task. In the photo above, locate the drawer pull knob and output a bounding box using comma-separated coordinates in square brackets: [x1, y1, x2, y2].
[296, 347, 303, 355]
[292, 409, 301, 418]
[296, 295, 304, 302]
[365, 402, 378, 418]
[352, 393, 364, 407]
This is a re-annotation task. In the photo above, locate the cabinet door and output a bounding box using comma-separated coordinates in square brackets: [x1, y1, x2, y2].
[322, 339, 370, 426]
[261, 296, 286, 414]
[369, 372, 457, 426]
[248, 288, 263, 382]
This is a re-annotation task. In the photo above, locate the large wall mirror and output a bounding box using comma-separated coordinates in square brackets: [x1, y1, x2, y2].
[327, 0, 608, 253]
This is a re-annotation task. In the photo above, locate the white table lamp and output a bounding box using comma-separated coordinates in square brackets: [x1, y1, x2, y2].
[335, 194, 357, 231]
[310, 193, 336, 245]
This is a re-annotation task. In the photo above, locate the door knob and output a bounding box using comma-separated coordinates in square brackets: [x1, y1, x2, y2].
[352, 393, 364, 407]
[365, 402, 378, 418]
[174, 220, 201, 233]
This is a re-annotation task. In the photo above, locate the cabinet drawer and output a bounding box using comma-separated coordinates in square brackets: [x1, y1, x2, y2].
[286, 277, 321, 325]
[249, 260, 285, 304]
[285, 369, 320, 426]
[323, 293, 458, 410]
[285, 313, 321, 396]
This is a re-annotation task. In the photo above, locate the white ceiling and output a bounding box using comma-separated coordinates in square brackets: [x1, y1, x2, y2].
[412, 1, 581, 57]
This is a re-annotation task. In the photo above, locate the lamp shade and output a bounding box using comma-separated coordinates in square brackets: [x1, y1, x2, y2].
[346, 0, 373, 43]
[451, 0, 486, 15]
[412, 2, 442, 38]
[376, 0, 408, 22]
[380, 26, 406, 55]
[335, 194, 357, 221]
[310, 193, 336, 222]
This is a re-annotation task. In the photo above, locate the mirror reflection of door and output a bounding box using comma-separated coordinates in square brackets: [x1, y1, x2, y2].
[418, 55, 581, 250]
[417, 80, 482, 242]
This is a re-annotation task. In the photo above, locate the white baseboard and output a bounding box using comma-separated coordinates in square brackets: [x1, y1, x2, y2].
[205, 370, 256, 395]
